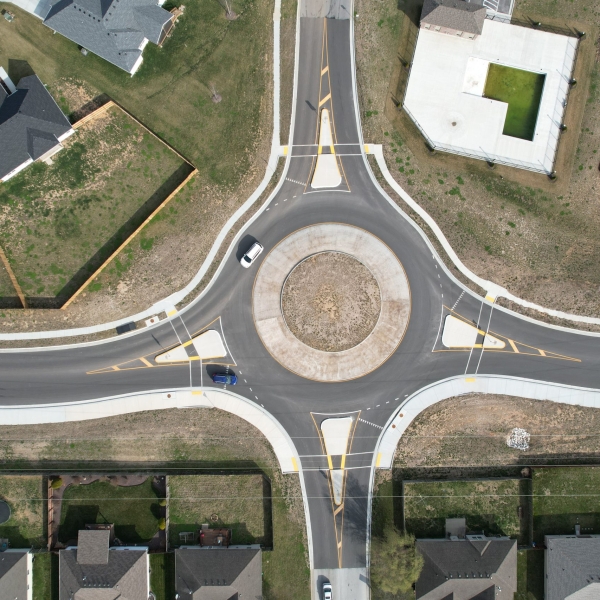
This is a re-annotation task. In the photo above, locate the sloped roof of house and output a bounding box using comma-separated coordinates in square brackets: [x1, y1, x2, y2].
[175, 547, 262, 600]
[43, 0, 173, 73]
[0, 74, 72, 181]
[0, 551, 29, 600]
[421, 0, 487, 35]
[416, 538, 517, 600]
[545, 536, 600, 600]
[59, 530, 148, 600]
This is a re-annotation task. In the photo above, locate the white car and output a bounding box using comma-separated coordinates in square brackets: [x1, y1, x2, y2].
[240, 242, 263, 268]
[322, 582, 332, 600]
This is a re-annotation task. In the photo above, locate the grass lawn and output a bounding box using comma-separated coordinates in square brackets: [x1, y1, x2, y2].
[0, 106, 188, 306]
[58, 478, 160, 544]
[403, 479, 526, 543]
[484, 64, 546, 141]
[0, 0, 271, 187]
[168, 475, 270, 548]
[150, 553, 174, 600]
[532, 467, 600, 542]
[0, 476, 45, 548]
[33, 552, 57, 600]
[516, 549, 544, 600]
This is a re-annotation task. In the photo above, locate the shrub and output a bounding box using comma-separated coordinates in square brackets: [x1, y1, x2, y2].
[51, 478, 63, 489]
[158, 518, 166, 531]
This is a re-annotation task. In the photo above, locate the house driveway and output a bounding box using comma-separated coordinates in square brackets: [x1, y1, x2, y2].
[5, 0, 52, 20]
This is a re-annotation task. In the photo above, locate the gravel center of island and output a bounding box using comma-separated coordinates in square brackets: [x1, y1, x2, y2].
[281, 252, 381, 352]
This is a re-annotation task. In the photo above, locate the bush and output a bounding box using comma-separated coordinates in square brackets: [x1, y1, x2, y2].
[51, 478, 63, 489]
[159, 499, 167, 507]
[158, 518, 166, 531]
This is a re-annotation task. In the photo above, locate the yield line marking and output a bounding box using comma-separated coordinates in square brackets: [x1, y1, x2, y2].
[359, 418, 383, 430]
[451, 291, 465, 310]
[319, 93, 331, 107]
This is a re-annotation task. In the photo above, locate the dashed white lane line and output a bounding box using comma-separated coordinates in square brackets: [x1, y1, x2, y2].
[452, 290, 465, 310]
[359, 418, 383, 430]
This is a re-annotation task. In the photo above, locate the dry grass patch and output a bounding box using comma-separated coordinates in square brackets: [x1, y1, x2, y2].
[0, 105, 188, 307]
[168, 474, 270, 547]
[0, 475, 45, 548]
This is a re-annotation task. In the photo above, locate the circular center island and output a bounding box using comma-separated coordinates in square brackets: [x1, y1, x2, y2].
[252, 223, 411, 382]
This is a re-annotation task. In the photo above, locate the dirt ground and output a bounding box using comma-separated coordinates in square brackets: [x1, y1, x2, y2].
[282, 252, 381, 351]
[354, 0, 600, 325]
[394, 394, 600, 468]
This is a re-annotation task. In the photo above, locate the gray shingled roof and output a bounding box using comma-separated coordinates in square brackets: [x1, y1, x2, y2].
[416, 538, 517, 600]
[421, 0, 487, 35]
[43, 0, 173, 73]
[545, 536, 600, 600]
[0, 74, 72, 181]
[175, 547, 262, 600]
[0, 551, 29, 600]
[77, 530, 110, 565]
[59, 539, 148, 600]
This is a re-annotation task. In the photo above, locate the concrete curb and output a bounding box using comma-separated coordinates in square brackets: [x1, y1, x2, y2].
[0, 387, 301, 473]
[369, 144, 600, 326]
[375, 375, 600, 469]
[0, 0, 287, 342]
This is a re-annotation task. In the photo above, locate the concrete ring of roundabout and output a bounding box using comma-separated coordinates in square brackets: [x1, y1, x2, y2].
[252, 223, 411, 382]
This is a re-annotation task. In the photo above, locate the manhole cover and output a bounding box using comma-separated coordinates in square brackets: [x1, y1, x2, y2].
[0, 501, 11, 525]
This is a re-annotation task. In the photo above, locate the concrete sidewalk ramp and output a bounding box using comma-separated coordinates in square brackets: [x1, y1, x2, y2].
[441, 315, 505, 349]
[155, 329, 227, 363]
[311, 109, 342, 189]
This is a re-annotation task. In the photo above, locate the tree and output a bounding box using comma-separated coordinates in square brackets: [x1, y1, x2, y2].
[370, 529, 424, 596]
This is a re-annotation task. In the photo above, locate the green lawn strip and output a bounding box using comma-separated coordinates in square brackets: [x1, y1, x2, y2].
[516, 548, 544, 600]
[0, 476, 45, 547]
[32, 552, 54, 600]
[150, 553, 174, 600]
[168, 474, 268, 547]
[0, 0, 272, 187]
[0, 106, 186, 302]
[58, 478, 160, 544]
[484, 64, 545, 141]
[262, 476, 310, 600]
[403, 479, 523, 542]
[532, 467, 600, 542]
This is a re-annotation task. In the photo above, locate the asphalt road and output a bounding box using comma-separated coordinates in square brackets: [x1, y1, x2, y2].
[1, 14, 600, 583]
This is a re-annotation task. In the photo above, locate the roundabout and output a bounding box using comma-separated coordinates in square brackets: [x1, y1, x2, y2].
[252, 223, 411, 382]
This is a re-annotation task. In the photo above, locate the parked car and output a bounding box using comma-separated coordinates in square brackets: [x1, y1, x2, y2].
[322, 582, 332, 600]
[240, 242, 263, 268]
[212, 373, 238, 385]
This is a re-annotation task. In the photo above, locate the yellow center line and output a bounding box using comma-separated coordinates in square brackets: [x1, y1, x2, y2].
[111, 366, 120, 371]
[319, 93, 331, 107]
[139, 357, 153, 367]
[337, 541, 343, 549]
[321, 65, 329, 75]
[334, 504, 344, 516]
[508, 339, 519, 353]
[539, 349, 546, 357]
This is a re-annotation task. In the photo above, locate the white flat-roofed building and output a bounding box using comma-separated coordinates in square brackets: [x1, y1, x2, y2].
[403, 15, 578, 174]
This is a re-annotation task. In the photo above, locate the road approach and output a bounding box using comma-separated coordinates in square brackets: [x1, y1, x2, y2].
[1, 6, 600, 600]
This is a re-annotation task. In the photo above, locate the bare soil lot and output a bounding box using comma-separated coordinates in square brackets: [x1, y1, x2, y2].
[393, 393, 600, 468]
[355, 0, 600, 325]
[0, 0, 276, 334]
[0, 106, 187, 308]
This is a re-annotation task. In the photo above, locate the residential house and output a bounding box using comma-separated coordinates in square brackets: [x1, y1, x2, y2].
[0, 549, 32, 600]
[0, 68, 74, 182]
[175, 546, 262, 599]
[43, 0, 176, 75]
[59, 529, 149, 599]
[415, 519, 517, 599]
[420, 0, 487, 40]
[545, 534, 600, 600]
